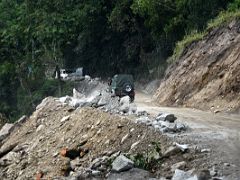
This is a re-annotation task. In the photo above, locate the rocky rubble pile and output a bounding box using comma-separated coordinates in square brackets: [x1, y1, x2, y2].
[0, 78, 226, 179]
[58, 78, 187, 135]
[59, 78, 137, 115]
[136, 112, 187, 133]
[0, 97, 219, 180]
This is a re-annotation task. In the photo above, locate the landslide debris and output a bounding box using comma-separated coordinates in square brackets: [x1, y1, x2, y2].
[154, 19, 240, 113]
[0, 97, 205, 179]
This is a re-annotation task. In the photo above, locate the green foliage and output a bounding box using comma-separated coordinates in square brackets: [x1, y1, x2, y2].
[169, 0, 240, 63]
[129, 141, 162, 171]
[168, 31, 206, 63]
[16, 79, 73, 119]
[0, 62, 18, 119]
[0, 0, 237, 119]
[207, 10, 240, 30]
[228, 0, 240, 11]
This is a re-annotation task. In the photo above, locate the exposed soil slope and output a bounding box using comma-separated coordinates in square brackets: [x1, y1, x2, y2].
[154, 20, 240, 113]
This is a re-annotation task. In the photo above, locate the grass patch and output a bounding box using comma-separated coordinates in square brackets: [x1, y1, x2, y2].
[128, 141, 162, 171]
[169, 10, 240, 63]
[207, 10, 240, 30]
[168, 31, 205, 64]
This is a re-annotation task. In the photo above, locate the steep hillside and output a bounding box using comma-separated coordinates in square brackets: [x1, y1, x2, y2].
[154, 19, 240, 113]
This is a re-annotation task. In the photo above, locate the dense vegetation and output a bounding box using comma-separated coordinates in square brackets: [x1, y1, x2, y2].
[0, 0, 239, 120]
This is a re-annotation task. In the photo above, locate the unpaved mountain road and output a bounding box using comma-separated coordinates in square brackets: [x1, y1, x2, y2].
[135, 92, 240, 179]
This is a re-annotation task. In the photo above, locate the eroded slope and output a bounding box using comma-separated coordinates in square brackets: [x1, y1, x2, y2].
[154, 20, 240, 113]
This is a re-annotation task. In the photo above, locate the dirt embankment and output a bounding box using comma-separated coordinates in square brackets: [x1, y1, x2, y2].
[154, 20, 240, 113]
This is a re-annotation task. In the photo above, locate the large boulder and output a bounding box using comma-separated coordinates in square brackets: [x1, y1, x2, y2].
[172, 169, 193, 180]
[119, 96, 130, 113]
[112, 155, 134, 172]
[98, 91, 112, 106]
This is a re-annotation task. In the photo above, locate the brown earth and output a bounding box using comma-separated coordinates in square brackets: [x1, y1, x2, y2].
[0, 97, 204, 180]
[154, 19, 240, 113]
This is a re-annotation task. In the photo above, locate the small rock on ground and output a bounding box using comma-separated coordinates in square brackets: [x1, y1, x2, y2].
[107, 168, 153, 180]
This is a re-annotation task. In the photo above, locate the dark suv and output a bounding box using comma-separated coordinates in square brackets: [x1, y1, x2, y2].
[109, 74, 135, 102]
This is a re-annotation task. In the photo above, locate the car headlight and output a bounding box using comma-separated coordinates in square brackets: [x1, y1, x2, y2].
[125, 85, 132, 92]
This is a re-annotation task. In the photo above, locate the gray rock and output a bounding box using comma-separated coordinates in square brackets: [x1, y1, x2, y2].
[158, 122, 187, 133]
[196, 170, 211, 180]
[224, 163, 230, 167]
[176, 123, 187, 131]
[210, 167, 218, 177]
[73, 88, 85, 99]
[59, 96, 72, 104]
[107, 168, 152, 180]
[129, 103, 137, 114]
[60, 115, 70, 123]
[121, 134, 129, 144]
[156, 113, 177, 123]
[137, 111, 149, 117]
[176, 143, 189, 152]
[136, 116, 151, 124]
[86, 90, 101, 105]
[119, 96, 130, 113]
[159, 121, 176, 132]
[0, 151, 22, 165]
[98, 91, 111, 106]
[172, 169, 193, 180]
[201, 149, 211, 153]
[16, 115, 27, 124]
[0, 123, 15, 141]
[36, 124, 45, 132]
[130, 140, 140, 150]
[69, 98, 87, 108]
[186, 175, 198, 180]
[84, 75, 91, 81]
[91, 170, 101, 176]
[90, 156, 109, 170]
[112, 155, 134, 172]
[103, 96, 120, 113]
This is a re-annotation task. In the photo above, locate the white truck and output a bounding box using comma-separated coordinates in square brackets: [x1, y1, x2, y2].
[56, 67, 84, 80]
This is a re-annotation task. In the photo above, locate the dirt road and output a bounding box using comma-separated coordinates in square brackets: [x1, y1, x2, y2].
[135, 92, 240, 179]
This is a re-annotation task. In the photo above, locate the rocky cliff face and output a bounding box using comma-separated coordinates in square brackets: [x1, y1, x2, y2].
[154, 19, 240, 113]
